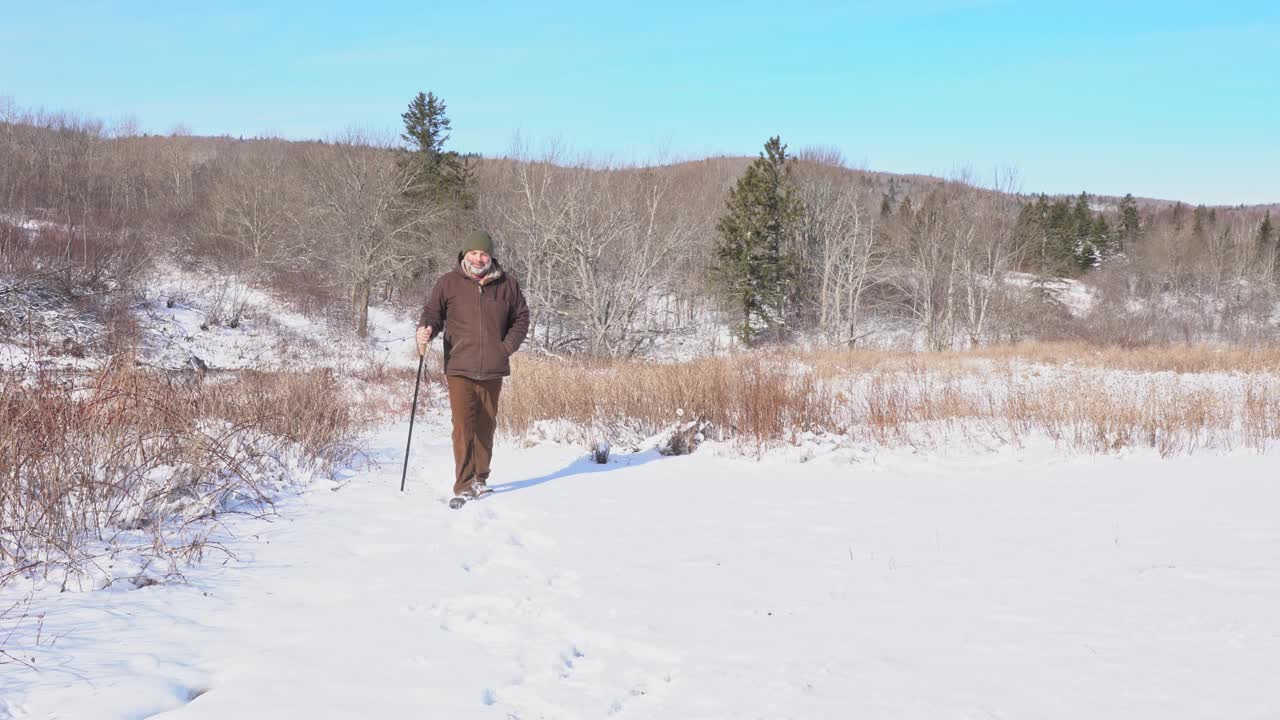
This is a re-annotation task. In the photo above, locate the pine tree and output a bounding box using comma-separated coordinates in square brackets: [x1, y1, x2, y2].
[1040, 196, 1073, 272]
[399, 91, 466, 201]
[1014, 198, 1042, 259]
[1192, 205, 1210, 242]
[715, 136, 804, 344]
[1023, 192, 1105, 273]
[1090, 215, 1114, 264]
[401, 92, 450, 167]
[1017, 194, 1051, 271]
[1257, 210, 1274, 248]
[1119, 193, 1140, 249]
[880, 194, 893, 218]
[1260, 210, 1280, 279]
[1071, 192, 1092, 234]
[897, 196, 914, 222]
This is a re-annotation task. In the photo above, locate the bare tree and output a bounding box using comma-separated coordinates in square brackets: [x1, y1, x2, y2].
[196, 141, 306, 273]
[890, 189, 965, 351]
[561, 167, 697, 356]
[795, 160, 885, 344]
[478, 143, 573, 350]
[479, 146, 697, 356]
[305, 131, 442, 337]
[956, 171, 1027, 347]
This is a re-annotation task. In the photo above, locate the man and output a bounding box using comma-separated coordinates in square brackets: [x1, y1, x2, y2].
[417, 230, 530, 502]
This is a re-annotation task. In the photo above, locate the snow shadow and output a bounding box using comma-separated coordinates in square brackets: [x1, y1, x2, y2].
[336, 442, 410, 482]
[488, 448, 667, 496]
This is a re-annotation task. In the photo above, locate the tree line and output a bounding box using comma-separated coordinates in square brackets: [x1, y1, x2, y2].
[2, 94, 1278, 354]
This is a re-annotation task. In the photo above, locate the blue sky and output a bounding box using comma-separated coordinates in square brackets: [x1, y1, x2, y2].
[2, 1, 1277, 205]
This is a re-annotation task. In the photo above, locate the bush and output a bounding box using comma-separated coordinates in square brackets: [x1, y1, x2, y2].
[0, 359, 363, 590]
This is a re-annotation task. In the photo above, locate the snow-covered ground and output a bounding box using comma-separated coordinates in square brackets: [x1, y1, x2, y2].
[1004, 271, 1097, 317]
[4, 421, 1279, 719]
[0, 259, 425, 373]
[133, 264, 421, 372]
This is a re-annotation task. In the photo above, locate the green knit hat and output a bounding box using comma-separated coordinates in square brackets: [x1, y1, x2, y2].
[460, 230, 495, 257]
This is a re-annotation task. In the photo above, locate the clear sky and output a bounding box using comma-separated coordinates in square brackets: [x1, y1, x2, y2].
[2, 1, 1277, 205]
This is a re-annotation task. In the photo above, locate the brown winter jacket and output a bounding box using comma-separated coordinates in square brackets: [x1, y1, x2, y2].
[419, 261, 531, 380]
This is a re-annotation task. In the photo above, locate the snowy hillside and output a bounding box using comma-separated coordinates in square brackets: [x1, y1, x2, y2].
[0, 254, 424, 374]
[132, 263, 422, 372]
[1004, 271, 1097, 317]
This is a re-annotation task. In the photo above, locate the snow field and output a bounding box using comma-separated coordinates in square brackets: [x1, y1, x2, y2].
[4, 421, 1280, 719]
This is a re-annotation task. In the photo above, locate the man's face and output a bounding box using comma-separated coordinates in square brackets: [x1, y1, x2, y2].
[465, 249, 491, 267]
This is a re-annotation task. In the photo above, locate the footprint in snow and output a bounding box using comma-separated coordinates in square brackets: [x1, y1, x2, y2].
[558, 645, 586, 678]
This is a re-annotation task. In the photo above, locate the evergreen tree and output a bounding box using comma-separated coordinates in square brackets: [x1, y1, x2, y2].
[1192, 205, 1210, 242]
[1022, 192, 1109, 272]
[1259, 210, 1275, 248]
[715, 136, 804, 344]
[1071, 192, 1092, 235]
[1044, 196, 1076, 271]
[1119, 193, 1140, 249]
[1018, 194, 1051, 270]
[1014, 198, 1042, 242]
[1071, 193, 1096, 270]
[399, 91, 468, 202]
[897, 196, 914, 222]
[401, 92, 450, 169]
[880, 194, 893, 218]
[1090, 215, 1114, 264]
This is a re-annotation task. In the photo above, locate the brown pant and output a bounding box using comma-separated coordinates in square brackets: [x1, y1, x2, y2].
[445, 375, 504, 495]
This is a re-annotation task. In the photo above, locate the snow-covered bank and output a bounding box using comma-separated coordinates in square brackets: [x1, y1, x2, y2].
[4, 422, 1279, 719]
[0, 259, 425, 374]
[134, 264, 421, 373]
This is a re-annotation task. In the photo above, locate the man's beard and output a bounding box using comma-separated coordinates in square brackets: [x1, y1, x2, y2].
[465, 259, 492, 277]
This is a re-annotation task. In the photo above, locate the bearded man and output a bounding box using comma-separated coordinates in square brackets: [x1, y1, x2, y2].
[417, 230, 530, 504]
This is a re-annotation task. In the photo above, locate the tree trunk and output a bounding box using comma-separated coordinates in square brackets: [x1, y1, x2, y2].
[354, 279, 371, 338]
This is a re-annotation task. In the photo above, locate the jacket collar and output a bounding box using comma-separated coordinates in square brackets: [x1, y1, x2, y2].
[456, 258, 505, 285]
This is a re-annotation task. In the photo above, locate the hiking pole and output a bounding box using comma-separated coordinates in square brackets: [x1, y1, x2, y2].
[400, 352, 425, 492]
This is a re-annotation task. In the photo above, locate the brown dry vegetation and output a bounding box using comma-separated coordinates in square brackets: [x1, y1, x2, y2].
[799, 341, 1280, 375]
[3, 341, 1277, 592]
[0, 360, 367, 588]
[499, 345, 1280, 456]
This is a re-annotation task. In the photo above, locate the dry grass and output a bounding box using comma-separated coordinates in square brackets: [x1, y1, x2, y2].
[798, 341, 1280, 376]
[501, 355, 832, 453]
[501, 345, 1280, 456]
[889, 342, 1280, 374]
[0, 359, 364, 589]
